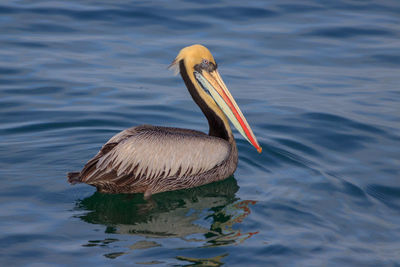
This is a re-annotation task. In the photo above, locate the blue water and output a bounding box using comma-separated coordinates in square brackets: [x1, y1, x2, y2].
[1, 0, 400, 266]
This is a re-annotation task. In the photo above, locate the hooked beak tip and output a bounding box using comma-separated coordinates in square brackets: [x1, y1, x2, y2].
[257, 146, 262, 153]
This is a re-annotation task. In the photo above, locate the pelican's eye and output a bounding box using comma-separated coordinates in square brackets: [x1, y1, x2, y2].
[201, 59, 209, 69]
[194, 59, 216, 73]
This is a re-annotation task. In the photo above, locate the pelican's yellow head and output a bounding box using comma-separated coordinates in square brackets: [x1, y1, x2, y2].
[171, 44, 216, 73]
[171, 44, 262, 153]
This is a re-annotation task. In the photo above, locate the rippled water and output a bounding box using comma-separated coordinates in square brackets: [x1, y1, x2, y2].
[1, 0, 400, 265]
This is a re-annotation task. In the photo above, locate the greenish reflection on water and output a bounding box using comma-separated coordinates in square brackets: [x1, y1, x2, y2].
[76, 177, 258, 258]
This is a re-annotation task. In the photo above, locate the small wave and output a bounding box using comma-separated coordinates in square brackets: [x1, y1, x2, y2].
[301, 112, 386, 135]
[303, 27, 393, 39]
[365, 184, 400, 210]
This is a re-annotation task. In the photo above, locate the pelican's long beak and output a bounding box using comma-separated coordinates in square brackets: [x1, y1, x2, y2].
[195, 69, 262, 153]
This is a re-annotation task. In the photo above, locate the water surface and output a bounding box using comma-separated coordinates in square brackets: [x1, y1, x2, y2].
[1, 0, 400, 266]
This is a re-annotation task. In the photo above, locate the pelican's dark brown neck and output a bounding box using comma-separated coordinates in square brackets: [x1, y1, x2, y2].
[179, 60, 231, 142]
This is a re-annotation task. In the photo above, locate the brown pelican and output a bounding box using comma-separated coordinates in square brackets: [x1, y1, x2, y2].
[68, 44, 261, 198]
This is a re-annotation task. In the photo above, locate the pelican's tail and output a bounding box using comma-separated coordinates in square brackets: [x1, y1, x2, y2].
[67, 172, 82, 184]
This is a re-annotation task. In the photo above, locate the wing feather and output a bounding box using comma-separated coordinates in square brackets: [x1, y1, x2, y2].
[83, 126, 230, 184]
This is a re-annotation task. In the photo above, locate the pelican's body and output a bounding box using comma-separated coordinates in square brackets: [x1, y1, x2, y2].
[68, 45, 261, 198]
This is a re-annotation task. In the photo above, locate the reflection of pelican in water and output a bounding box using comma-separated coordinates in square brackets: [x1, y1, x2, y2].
[68, 44, 261, 198]
[177, 253, 228, 266]
[76, 177, 257, 246]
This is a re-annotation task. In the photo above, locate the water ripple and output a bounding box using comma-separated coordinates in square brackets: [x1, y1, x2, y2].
[304, 27, 394, 38]
[1, 0, 400, 265]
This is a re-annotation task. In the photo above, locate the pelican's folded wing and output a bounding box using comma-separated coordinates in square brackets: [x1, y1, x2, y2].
[80, 125, 230, 184]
